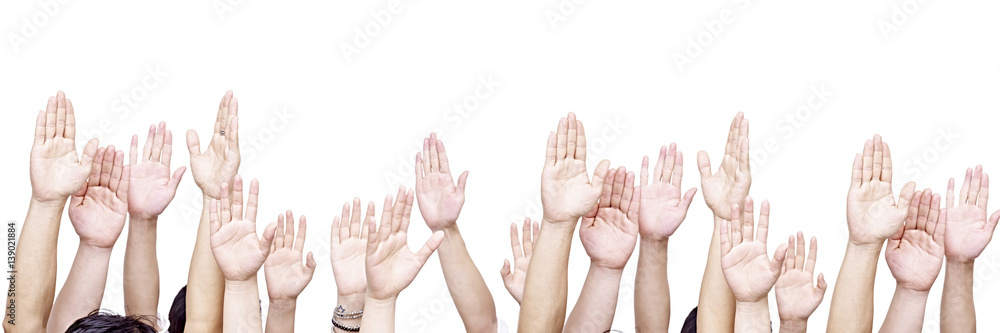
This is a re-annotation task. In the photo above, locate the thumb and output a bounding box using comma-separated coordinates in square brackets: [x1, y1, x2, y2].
[80, 138, 99, 167]
[500, 260, 512, 282]
[415, 231, 445, 264]
[681, 188, 698, 209]
[168, 166, 187, 191]
[988, 210, 1000, 234]
[590, 160, 611, 190]
[817, 273, 828, 294]
[896, 182, 917, 212]
[258, 222, 278, 253]
[697, 151, 712, 179]
[457, 171, 469, 193]
[186, 129, 201, 157]
[305, 252, 317, 275]
[770, 243, 788, 277]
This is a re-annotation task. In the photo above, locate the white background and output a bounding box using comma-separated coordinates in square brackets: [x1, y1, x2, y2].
[2, 0, 1000, 332]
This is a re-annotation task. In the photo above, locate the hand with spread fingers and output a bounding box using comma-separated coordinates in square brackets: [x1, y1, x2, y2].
[541, 113, 611, 224]
[500, 218, 539, 305]
[68, 146, 130, 249]
[881, 189, 945, 332]
[580, 166, 640, 270]
[846, 135, 917, 246]
[264, 211, 317, 333]
[209, 176, 278, 282]
[775, 233, 827, 333]
[187, 91, 241, 199]
[720, 197, 786, 332]
[698, 112, 751, 218]
[330, 198, 375, 332]
[30, 91, 100, 203]
[639, 143, 699, 240]
[415, 133, 469, 231]
[128, 122, 187, 219]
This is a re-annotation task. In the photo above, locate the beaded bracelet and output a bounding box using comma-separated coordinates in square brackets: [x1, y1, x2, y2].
[330, 305, 363, 332]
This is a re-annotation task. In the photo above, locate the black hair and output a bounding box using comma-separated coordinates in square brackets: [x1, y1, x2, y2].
[681, 306, 697, 333]
[168, 285, 187, 333]
[65, 310, 157, 333]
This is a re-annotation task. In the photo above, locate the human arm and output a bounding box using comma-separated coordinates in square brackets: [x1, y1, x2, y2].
[209, 177, 278, 333]
[413, 133, 496, 332]
[263, 211, 317, 333]
[882, 189, 945, 331]
[185, 91, 241, 332]
[775, 233, 827, 333]
[5, 92, 98, 332]
[696, 112, 752, 332]
[518, 113, 610, 332]
[941, 167, 999, 333]
[47, 147, 129, 333]
[634, 144, 698, 332]
[330, 199, 374, 332]
[828, 135, 915, 333]
[565, 166, 640, 332]
[500, 218, 538, 305]
[361, 189, 445, 332]
[719, 198, 787, 333]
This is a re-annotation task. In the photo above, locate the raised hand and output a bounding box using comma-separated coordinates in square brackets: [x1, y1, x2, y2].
[128, 122, 187, 219]
[945, 166, 1000, 262]
[775, 233, 827, 324]
[209, 176, 278, 282]
[541, 112, 611, 223]
[847, 135, 917, 245]
[501, 218, 539, 304]
[68, 146, 130, 249]
[365, 187, 445, 300]
[639, 143, 698, 240]
[264, 211, 317, 301]
[415, 133, 469, 231]
[580, 166, 640, 270]
[187, 91, 240, 199]
[720, 197, 786, 303]
[331, 198, 375, 297]
[698, 112, 751, 218]
[31, 91, 99, 203]
[886, 189, 945, 292]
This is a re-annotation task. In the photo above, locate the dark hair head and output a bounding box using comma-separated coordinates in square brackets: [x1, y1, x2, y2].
[681, 306, 697, 333]
[168, 285, 187, 333]
[65, 310, 157, 333]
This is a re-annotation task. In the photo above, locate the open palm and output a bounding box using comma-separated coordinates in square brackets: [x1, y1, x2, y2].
[581, 167, 639, 270]
[846, 135, 915, 245]
[30, 92, 99, 203]
[541, 113, 610, 223]
[332, 199, 374, 297]
[365, 189, 444, 300]
[638, 144, 698, 240]
[501, 218, 538, 304]
[945, 167, 1000, 262]
[415, 133, 468, 231]
[720, 198, 786, 303]
[69, 146, 129, 249]
[264, 211, 317, 301]
[128, 122, 186, 219]
[209, 177, 277, 282]
[698, 113, 751, 218]
[775, 233, 827, 321]
[187, 91, 240, 199]
[886, 188, 945, 292]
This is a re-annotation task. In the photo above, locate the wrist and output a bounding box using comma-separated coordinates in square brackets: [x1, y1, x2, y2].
[128, 215, 158, 230]
[338, 292, 367, 306]
[779, 319, 808, 330]
[365, 290, 399, 303]
[541, 217, 579, 225]
[78, 243, 114, 257]
[846, 240, 884, 253]
[268, 297, 297, 311]
[225, 278, 258, 291]
[896, 284, 932, 296]
[946, 258, 975, 271]
[736, 298, 769, 313]
[946, 256, 977, 265]
[29, 196, 67, 210]
[640, 237, 670, 248]
[590, 261, 626, 275]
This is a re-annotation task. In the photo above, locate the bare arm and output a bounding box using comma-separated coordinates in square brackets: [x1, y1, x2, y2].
[774, 234, 827, 333]
[6, 92, 97, 333]
[719, 199, 786, 333]
[263, 212, 317, 333]
[696, 113, 751, 332]
[414, 133, 496, 332]
[518, 113, 610, 332]
[185, 91, 241, 332]
[635, 239, 669, 332]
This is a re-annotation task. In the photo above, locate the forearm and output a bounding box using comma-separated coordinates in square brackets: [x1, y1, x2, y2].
[827, 242, 882, 332]
[940, 260, 975, 333]
[436, 225, 497, 333]
[634, 239, 669, 332]
[518, 220, 576, 332]
[359, 296, 396, 333]
[880, 286, 929, 332]
[124, 216, 160, 329]
[565, 263, 625, 332]
[778, 319, 808, 333]
[697, 216, 735, 331]
[734, 299, 771, 333]
[264, 299, 296, 333]
[332, 293, 365, 333]
[47, 244, 113, 333]
[223, 279, 264, 333]
[186, 196, 225, 332]
[5, 199, 65, 332]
